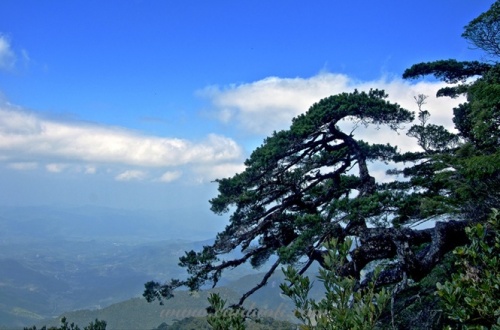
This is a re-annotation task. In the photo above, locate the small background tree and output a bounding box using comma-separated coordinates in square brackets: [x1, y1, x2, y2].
[23, 317, 106, 330]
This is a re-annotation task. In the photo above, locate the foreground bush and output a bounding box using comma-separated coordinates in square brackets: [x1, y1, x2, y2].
[437, 209, 500, 329]
[280, 238, 390, 330]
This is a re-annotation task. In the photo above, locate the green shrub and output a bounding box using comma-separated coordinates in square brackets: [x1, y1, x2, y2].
[280, 238, 390, 330]
[437, 209, 500, 329]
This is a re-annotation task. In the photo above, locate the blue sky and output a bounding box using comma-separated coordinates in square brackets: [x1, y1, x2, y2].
[0, 1, 494, 228]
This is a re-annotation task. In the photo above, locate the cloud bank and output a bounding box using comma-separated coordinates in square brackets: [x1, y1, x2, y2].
[0, 102, 244, 182]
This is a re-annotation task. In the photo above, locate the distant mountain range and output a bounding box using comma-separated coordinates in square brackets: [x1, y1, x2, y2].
[0, 205, 302, 329]
[25, 279, 299, 330]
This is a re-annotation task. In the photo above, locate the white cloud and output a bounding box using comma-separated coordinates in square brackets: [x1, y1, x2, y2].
[193, 162, 246, 183]
[21, 49, 30, 65]
[0, 103, 244, 169]
[201, 72, 466, 152]
[84, 165, 97, 174]
[0, 35, 16, 71]
[115, 170, 147, 181]
[46, 163, 68, 173]
[200, 73, 351, 135]
[158, 170, 182, 183]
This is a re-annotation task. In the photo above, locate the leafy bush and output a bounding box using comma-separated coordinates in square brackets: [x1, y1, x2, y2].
[206, 293, 250, 330]
[437, 209, 500, 329]
[205, 293, 295, 329]
[280, 238, 390, 330]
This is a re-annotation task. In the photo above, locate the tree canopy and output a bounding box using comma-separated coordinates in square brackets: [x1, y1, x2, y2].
[462, 0, 500, 59]
[145, 1, 500, 323]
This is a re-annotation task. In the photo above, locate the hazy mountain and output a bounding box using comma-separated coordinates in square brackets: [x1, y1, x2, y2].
[25, 274, 300, 330]
[0, 205, 265, 328]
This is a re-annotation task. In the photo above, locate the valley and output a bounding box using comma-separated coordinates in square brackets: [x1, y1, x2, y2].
[0, 205, 278, 329]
